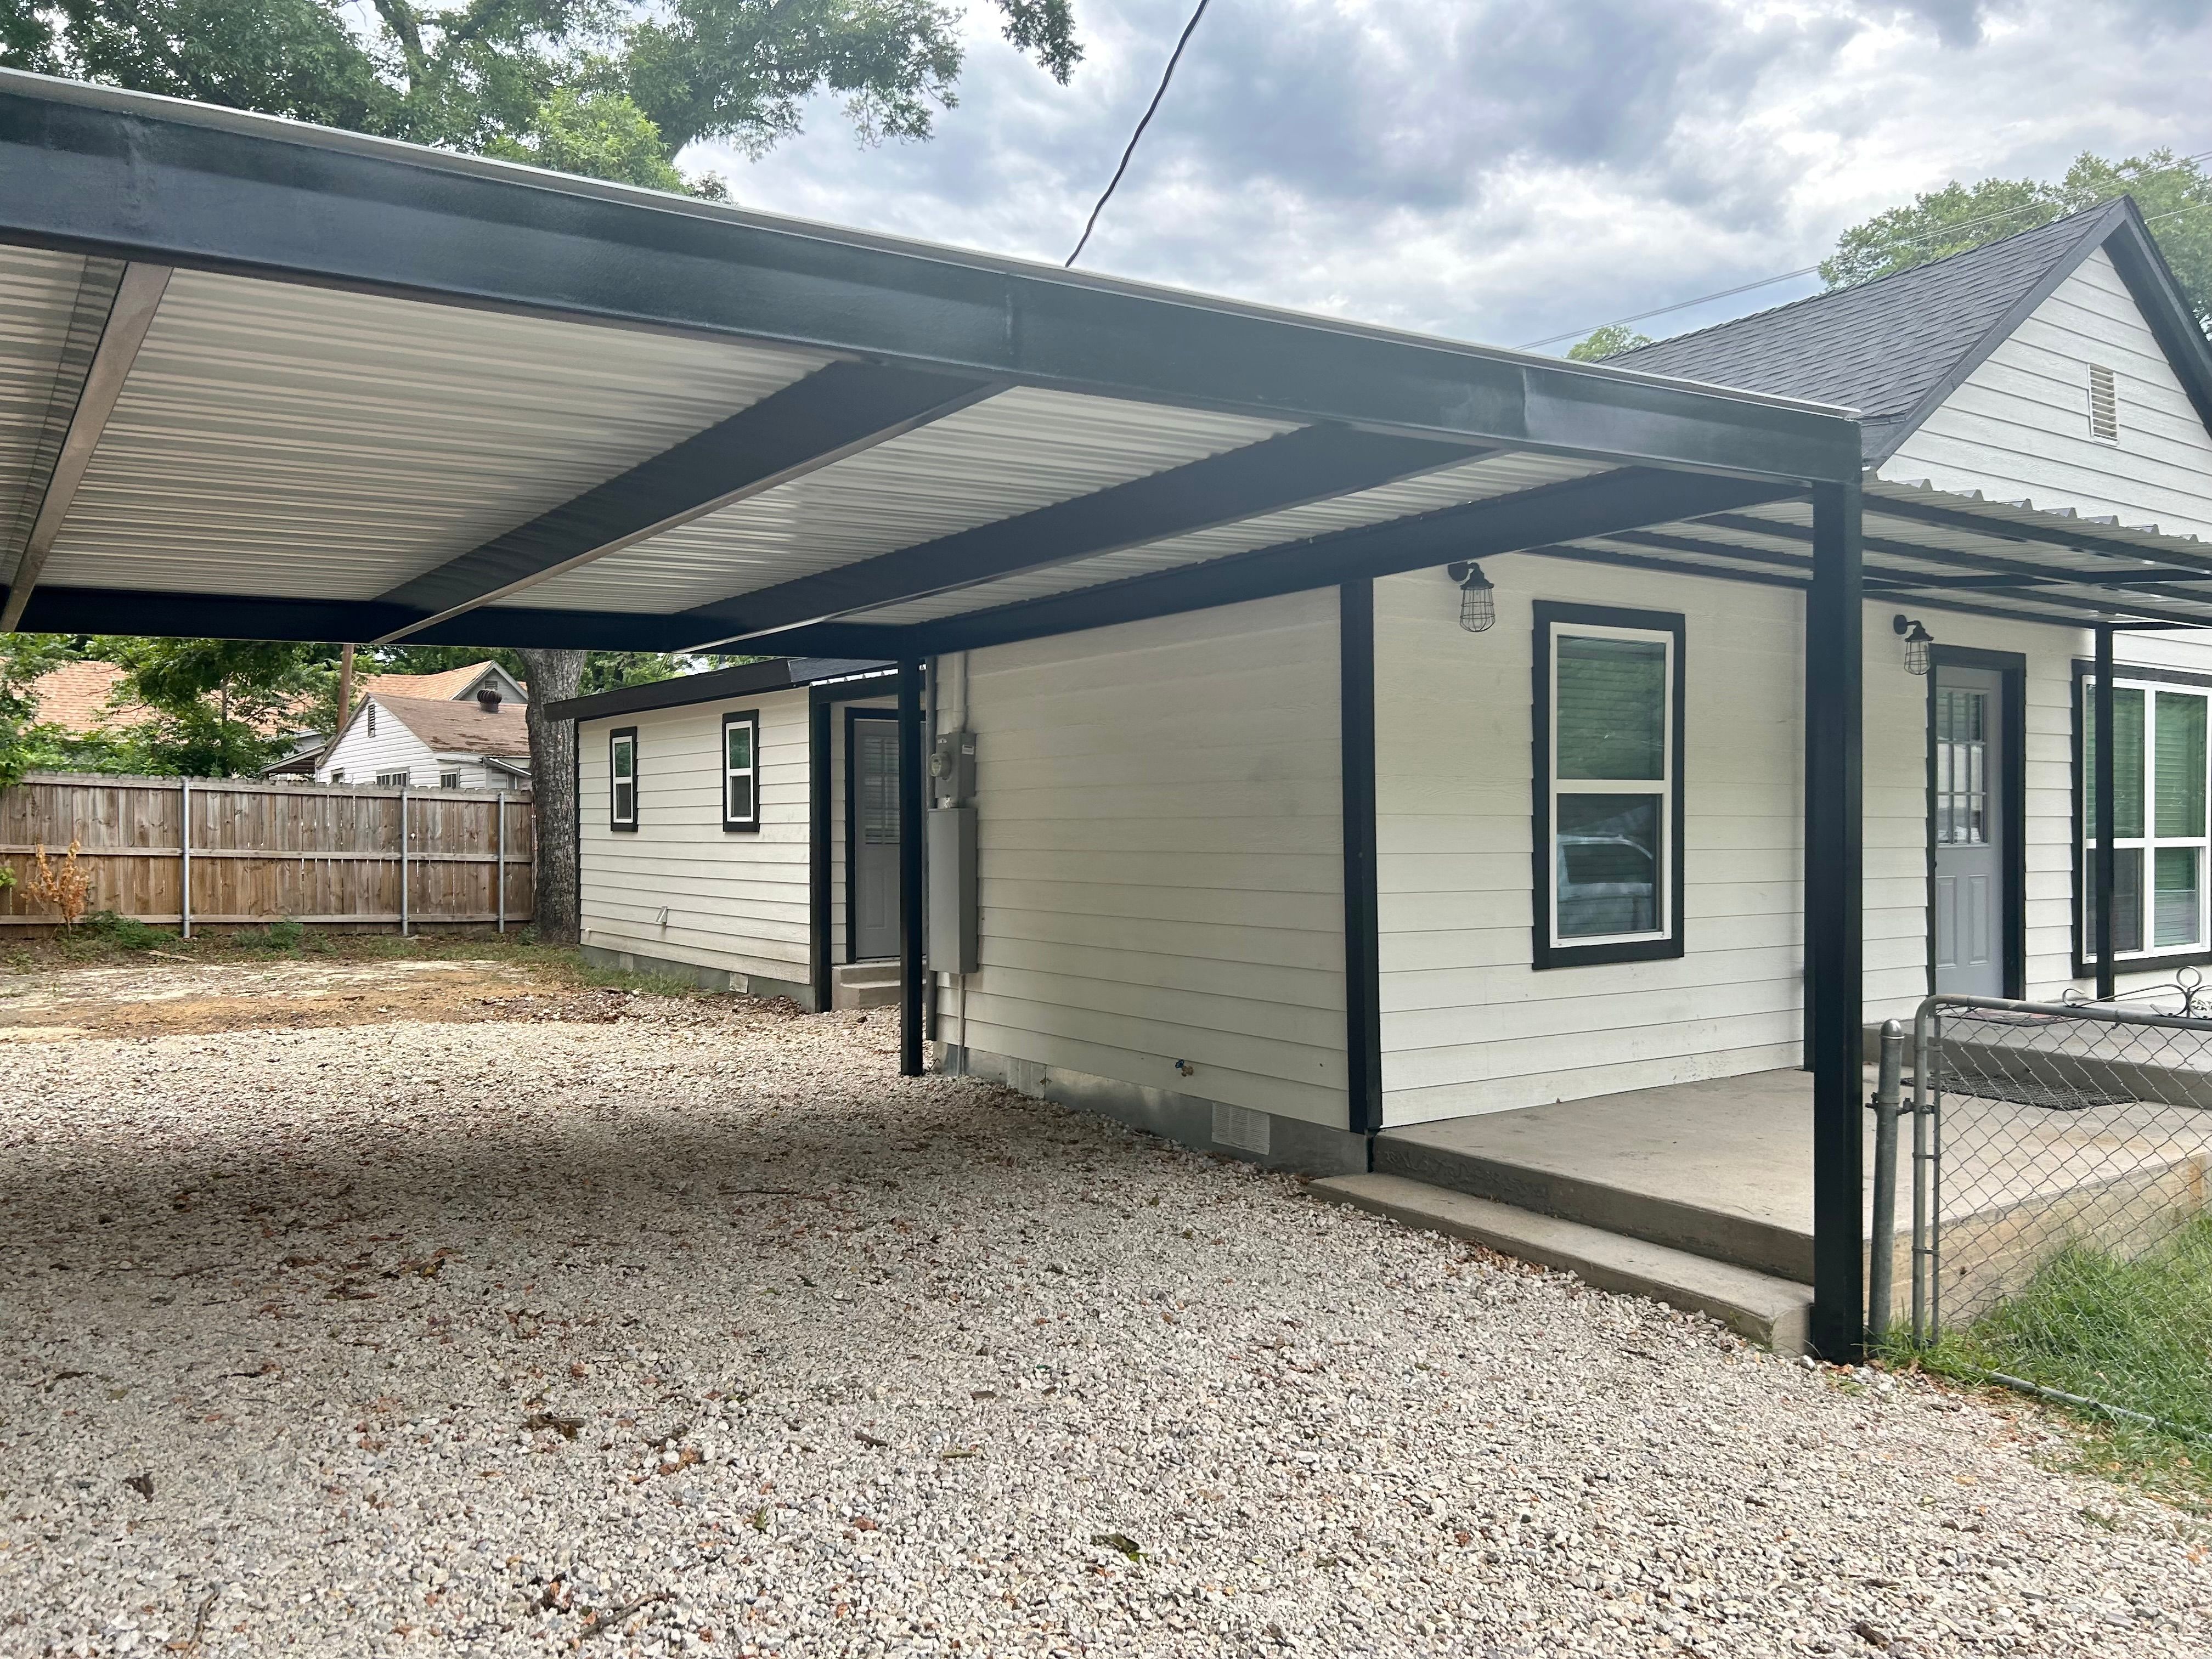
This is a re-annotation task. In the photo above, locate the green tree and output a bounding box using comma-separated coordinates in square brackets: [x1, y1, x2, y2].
[1568, 323, 1654, 363]
[3, 1, 1081, 196]
[0, 632, 80, 787]
[95, 638, 340, 777]
[1823, 150, 2212, 336]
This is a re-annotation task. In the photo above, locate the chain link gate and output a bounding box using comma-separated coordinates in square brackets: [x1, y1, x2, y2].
[1887, 990, 2212, 1437]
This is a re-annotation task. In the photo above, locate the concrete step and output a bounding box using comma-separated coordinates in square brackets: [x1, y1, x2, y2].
[1374, 1102, 1815, 1283]
[1311, 1172, 1814, 1354]
[833, 961, 900, 1011]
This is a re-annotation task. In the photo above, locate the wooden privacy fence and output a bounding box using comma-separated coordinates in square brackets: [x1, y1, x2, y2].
[0, 772, 535, 933]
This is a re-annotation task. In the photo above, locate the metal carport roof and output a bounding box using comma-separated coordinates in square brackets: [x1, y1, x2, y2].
[0, 69, 1867, 657]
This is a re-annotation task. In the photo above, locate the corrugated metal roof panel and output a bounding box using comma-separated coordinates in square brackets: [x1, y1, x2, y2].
[42, 270, 830, 601]
[853, 450, 1613, 624]
[512, 387, 1296, 613]
[0, 246, 90, 563]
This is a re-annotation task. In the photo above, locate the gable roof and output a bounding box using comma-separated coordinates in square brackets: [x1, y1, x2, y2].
[358, 661, 524, 703]
[1615, 198, 2212, 462]
[547, 658, 895, 723]
[353, 692, 531, 759]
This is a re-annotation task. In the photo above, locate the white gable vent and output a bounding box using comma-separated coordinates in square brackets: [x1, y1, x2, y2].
[2088, 363, 2119, 442]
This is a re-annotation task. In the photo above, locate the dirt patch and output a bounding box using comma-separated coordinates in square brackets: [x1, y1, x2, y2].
[0, 956, 726, 1038]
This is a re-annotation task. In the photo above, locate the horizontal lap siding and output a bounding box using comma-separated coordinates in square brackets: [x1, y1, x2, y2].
[579, 691, 811, 984]
[1373, 561, 1805, 1124]
[949, 591, 1348, 1127]
[1882, 249, 2212, 539]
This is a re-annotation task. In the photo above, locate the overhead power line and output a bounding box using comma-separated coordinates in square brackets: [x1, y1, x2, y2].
[1522, 148, 2212, 352]
[1066, 0, 1212, 268]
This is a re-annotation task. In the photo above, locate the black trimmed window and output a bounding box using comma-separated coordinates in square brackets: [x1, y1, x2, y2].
[1533, 601, 1686, 969]
[2076, 661, 2212, 972]
[723, 710, 760, 831]
[610, 727, 638, 830]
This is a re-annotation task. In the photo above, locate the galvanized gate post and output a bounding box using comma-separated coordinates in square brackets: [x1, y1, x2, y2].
[495, 793, 505, 934]
[178, 776, 191, 939]
[1867, 1020, 1905, 1341]
[399, 787, 410, 938]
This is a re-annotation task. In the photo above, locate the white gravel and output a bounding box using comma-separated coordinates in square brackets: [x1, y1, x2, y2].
[3, 996, 2208, 1657]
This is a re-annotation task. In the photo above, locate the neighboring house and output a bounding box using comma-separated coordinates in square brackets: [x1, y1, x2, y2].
[272, 660, 529, 782]
[24, 659, 136, 737]
[550, 658, 895, 1009]
[315, 685, 530, 790]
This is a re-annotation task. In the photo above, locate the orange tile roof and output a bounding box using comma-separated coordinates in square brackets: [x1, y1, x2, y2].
[359, 662, 521, 703]
[26, 660, 141, 735]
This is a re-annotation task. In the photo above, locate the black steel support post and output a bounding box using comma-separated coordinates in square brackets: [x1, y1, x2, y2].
[2095, 622, 2117, 1000]
[809, 694, 833, 1014]
[897, 659, 926, 1077]
[1339, 579, 1384, 1139]
[1807, 479, 1866, 1359]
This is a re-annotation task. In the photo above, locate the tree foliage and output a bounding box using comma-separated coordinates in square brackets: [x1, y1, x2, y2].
[1567, 323, 1653, 363]
[2, 0, 1081, 193]
[1824, 150, 2212, 336]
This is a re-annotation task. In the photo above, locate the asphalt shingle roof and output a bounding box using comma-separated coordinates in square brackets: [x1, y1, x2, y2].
[1615, 204, 2124, 458]
[369, 694, 531, 759]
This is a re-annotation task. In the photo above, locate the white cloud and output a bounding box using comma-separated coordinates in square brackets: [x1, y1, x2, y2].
[687, 0, 2211, 351]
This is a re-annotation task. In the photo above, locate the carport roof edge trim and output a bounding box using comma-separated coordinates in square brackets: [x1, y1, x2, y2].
[0, 69, 1861, 486]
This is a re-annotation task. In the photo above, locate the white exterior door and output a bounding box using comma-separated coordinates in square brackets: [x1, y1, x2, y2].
[1933, 665, 2006, 995]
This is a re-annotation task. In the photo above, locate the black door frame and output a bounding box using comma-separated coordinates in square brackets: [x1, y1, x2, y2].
[1926, 644, 2027, 1000]
[845, 704, 902, 965]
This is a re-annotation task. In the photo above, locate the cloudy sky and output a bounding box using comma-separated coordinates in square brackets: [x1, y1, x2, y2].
[689, 0, 2211, 354]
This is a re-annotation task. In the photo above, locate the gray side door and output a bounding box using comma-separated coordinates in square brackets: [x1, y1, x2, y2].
[1933, 664, 2006, 995]
[851, 717, 901, 961]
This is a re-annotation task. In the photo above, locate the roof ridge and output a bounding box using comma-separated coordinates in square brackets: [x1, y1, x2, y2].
[1626, 196, 2125, 358]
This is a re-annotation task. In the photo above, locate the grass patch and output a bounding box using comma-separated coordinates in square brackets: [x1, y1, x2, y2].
[1899, 1215, 2212, 1507]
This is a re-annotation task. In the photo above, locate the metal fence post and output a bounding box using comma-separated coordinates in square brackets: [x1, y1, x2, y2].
[399, 787, 410, 938]
[495, 793, 505, 934]
[1868, 1020, 1905, 1342]
[179, 777, 191, 939]
[1911, 1003, 1934, 1346]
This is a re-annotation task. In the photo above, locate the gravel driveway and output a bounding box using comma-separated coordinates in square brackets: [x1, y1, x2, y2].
[2, 992, 2207, 1657]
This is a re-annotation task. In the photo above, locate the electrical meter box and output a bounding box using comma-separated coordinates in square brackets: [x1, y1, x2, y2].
[926, 805, 978, 974]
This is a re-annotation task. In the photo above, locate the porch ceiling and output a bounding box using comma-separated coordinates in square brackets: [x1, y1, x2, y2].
[0, 70, 1861, 657]
[1547, 477, 2212, 632]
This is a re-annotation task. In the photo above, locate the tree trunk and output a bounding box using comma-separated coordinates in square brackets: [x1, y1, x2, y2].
[518, 648, 585, 945]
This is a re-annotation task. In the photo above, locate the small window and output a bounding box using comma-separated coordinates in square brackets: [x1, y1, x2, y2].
[1533, 602, 1685, 969]
[440, 770, 462, 789]
[2089, 363, 2119, 442]
[329, 769, 345, 783]
[722, 711, 760, 831]
[375, 769, 409, 788]
[610, 728, 638, 830]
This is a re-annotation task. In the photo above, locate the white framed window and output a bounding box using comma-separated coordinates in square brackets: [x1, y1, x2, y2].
[375, 769, 408, 788]
[1534, 602, 1685, 969]
[610, 728, 638, 830]
[2083, 674, 2209, 961]
[329, 769, 345, 783]
[439, 770, 461, 789]
[722, 710, 760, 831]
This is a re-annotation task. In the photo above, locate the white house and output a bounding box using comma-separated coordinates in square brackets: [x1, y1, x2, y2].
[551, 658, 896, 1008]
[317, 681, 531, 791]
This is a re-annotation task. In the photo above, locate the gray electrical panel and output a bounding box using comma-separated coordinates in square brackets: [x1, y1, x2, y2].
[926, 805, 978, 974]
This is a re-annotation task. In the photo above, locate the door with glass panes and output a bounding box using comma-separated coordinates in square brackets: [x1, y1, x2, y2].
[2085, 676, 2209, 970]
[849, 712, 902, 962]
[1933, 665, 2007, 994]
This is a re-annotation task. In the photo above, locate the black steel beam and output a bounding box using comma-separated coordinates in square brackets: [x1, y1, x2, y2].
[809, 695, 833, 1014]
[375, 362, 995, 631]
[682, 425, 1487, 644]
[910, 467, 1803, 657]
[1868, 492, 2212, 574]
[2, 259, 170, 630]
[1520, 542, 1808, 590]
[896, 659, 925, 1077]
[1806, 479, 1864, 1360]
[2095, 624, 2116, 1000]
[0, 76, 1861, 485]
[1339, 578, 1383, 1140]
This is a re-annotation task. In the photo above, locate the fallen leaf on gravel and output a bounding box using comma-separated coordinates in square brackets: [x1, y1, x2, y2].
[1091, 1532, 1143, 1562]
[855, 1430, 888, 1448]
[1853, 1620, 1892, 1649]
[526, 1412, 584, 1440]
[123, 1472, 153, 1500]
